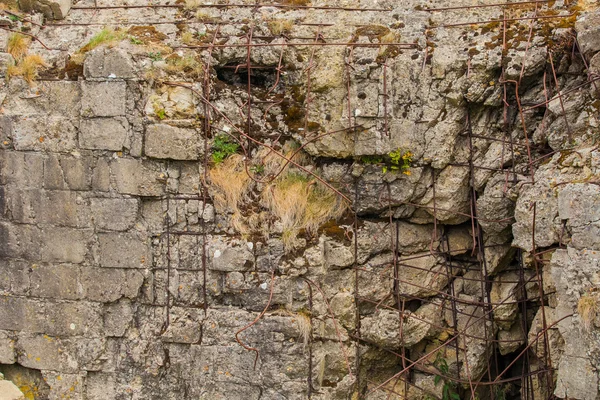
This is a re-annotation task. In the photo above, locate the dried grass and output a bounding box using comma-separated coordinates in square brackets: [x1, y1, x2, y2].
[181, 31, 195, 45]
[209, 154, 251, 216]
[272, 308, 312, 349]
[263, 172, 347, 251]
[267, 19, 294, 36]
[164, 54, 204, 79]
[7, 33, 29, 61]
[6, 54, 48, 84]
[208, 142, 346, 248]
[578, 295, 599, 331]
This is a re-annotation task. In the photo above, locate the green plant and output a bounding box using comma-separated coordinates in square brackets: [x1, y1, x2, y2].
[211, 134, 240, 164]
[382, 148, 413, 175]
[80, 28, 127, 53]
[8, 14, 19, 22]
[360, 155, 384, 164]
[433, 353, 460, 400]
[155, 108, 166, 120]
[250, 164, 264, 174]
[130, 36, 143, 45]
[148, 52, 163, 61]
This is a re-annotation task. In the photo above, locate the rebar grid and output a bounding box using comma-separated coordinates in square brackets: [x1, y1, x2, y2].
[17, 0, 594, 398]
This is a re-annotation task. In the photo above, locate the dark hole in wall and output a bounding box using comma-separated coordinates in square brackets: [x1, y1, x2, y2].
[215, 63, 279, 89]
[0, 363, 51, 399]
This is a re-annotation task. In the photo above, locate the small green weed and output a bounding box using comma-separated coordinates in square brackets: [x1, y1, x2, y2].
[130, 36, 143, 45]
[360, 155, 384, 164]
[8, 14, 20, 22]
[250, 164, 265, 174]
[212, 134, 239, 164]
[155, 108, 166, 120]
[148, 52, 163, 61]
[433, 353, 460, 400]
[382, 148, 412, 175]
[80, 28, 127, 53]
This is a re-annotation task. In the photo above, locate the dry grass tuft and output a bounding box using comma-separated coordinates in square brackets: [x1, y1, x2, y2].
[278, 0, 311, 5]
[578, 294, 599, 331]
[208, 141, 346, 248]
[267, 19, 294, 36]
[209, 154, 251, 218]
[263, 172, 347, 251]
[6, 54, 48, 84]
[181, 31, 196, 45]
[184, 0, 201, 10]
[7, 33, 30, 61]
[272, 308, 312, 349]
[164, 54, 204, 79]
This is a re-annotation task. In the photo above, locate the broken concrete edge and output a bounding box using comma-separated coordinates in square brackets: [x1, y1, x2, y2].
[18, 0, 72, 20]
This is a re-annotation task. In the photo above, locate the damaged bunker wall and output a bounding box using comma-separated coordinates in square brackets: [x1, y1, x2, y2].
[0, 0, 600, 399]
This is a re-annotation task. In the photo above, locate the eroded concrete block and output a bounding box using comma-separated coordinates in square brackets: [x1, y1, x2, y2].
[81, 81, 127, 117]
[19, 0, 72, 20]
[145, 124, 202, 160]
[84, 47, 135, 79]
[90, 198, 138, 231]
[0, 380, 25, 400]
[111, 158, 165, 196]
[80, 117, 129, 151]
[97, 232, 151, 269]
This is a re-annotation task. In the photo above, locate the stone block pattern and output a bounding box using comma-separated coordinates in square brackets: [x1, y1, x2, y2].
[0, 2, 599, 400]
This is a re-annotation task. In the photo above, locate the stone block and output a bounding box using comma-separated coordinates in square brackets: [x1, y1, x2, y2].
[0, 260, 30, 295]
[41, 227, 90, 263]
[209, 239, 254, 272]
[81, 81, 127, 117]
[90, 198, 138, 231]
[97, 232, 151, 269]
[145, 124, 202, 160]
[111, 158, 165, 196]
[3, 81, 80, 118]
[80, 117, 129, 151]
[80, 267, 144, 302]
[43, 372, 85, 400]
[11, 116, 78, 152]
[0, 297, 102, 336]
[41, 190, 89, 228]
[0, 222, 42, 261]
[43, 154, 93, 191]
[30, 264, 80, 300]
[17, 334, 76, 373]
[1, 187, 43, 224]
[103, 300, 134, 337]
[86, 372, 116, 400]
[0, 380, 24, 400]
[0, 151, 43, 188]
[84, 47, 135, 79]
[575, 10, 600, 55]
[19, 0, 72, 20]
[0, 331, 16, 364]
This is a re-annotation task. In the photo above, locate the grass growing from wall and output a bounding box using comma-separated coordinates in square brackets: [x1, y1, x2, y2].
[208, 141, 347, 250]
[5, 33, 48, 85]
[262, 171, 347, 251]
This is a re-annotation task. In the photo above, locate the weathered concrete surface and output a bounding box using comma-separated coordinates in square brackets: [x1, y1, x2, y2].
[0, 1, 598, 399]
